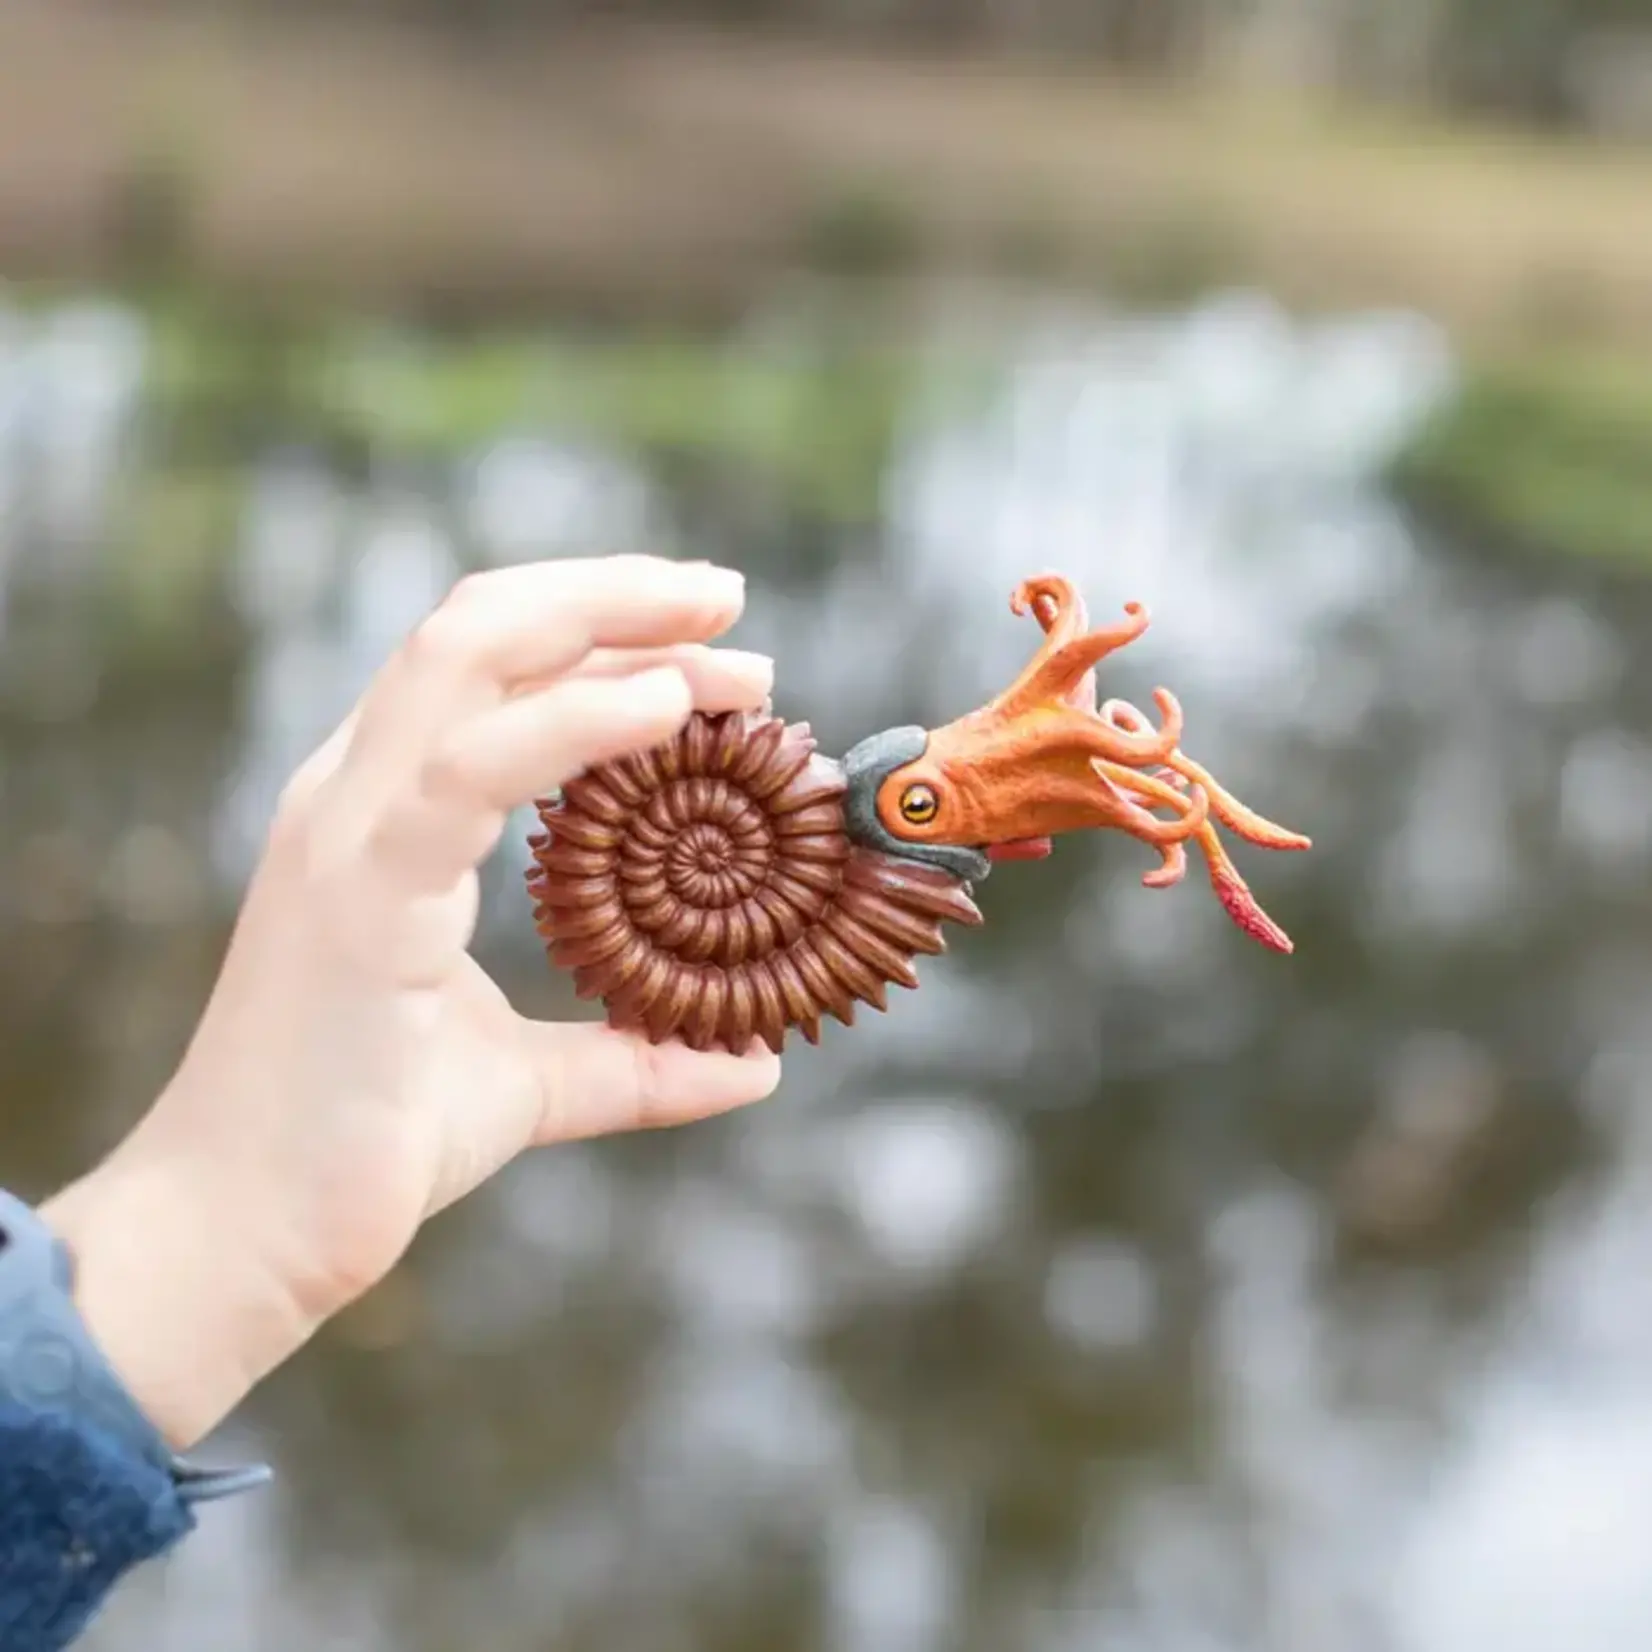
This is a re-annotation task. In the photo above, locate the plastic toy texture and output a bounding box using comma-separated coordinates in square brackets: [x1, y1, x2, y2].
[527, 572, 1310, 1052]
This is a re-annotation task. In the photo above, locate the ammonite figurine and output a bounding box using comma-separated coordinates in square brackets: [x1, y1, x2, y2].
[526, 571, 1310, 1053]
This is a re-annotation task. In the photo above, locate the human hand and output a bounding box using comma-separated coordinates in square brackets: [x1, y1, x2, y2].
[43, 556, 782, 1449]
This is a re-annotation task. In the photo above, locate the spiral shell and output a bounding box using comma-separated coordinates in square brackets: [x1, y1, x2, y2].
[527, 710, 983, 1052]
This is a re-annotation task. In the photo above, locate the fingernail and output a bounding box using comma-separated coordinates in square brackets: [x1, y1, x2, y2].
[720, 649, 774, 692]
[685, 563, 745, 605]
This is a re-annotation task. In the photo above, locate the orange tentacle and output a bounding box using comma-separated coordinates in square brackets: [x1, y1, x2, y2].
[1092, 761, 1208, 888]
[1001, 605, 1151, 713]
[1100, 778, 1209, 846]
[1160, 751, 1312, 852]
[1013, 573, 1090, 647]
[1101, 698, 1310, 853]
[1143, 841, 1189, 890]
[1091, 760, 1211, 845]
[1026, 690, 1185, 770]
[869, 572, 1309, 954]
[1191, 822, 1295, 954]
[995, 574, 1154, 720]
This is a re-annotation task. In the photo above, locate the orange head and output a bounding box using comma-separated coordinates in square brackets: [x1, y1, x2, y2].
[841, 573, 1310, 952]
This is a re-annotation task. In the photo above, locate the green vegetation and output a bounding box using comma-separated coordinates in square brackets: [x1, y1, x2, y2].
[329, 326, 927, 523]
[26, 284, 1004, 655]
[121, 288, 1652, 579]
[124, 287, 997, 527]
[1392, 351, 1652, 569]
[796, 179, 930, 280]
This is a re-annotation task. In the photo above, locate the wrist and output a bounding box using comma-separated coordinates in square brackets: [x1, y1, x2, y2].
[39, 1135, 319, 1451]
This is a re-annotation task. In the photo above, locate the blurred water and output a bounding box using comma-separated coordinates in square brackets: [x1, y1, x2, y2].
[0, 283, 1645, 1652]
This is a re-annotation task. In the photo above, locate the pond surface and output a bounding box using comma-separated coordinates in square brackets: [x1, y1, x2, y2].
[3, 284, 1650, 1652]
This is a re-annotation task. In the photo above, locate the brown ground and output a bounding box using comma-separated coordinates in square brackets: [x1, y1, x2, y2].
[4, 1, 1652, 340]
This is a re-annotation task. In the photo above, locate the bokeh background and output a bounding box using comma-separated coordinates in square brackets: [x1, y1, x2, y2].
[4, 2, 1652, 1648]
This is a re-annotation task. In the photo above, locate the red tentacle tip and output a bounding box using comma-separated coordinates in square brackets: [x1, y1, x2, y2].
[1213, 872, 1294, 954]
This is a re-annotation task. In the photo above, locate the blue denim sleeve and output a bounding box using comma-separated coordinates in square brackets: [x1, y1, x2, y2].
[0, 1402, 193, 1652]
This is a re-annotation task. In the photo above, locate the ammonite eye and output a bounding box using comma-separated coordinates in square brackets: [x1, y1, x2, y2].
[899, 783, 939, 826]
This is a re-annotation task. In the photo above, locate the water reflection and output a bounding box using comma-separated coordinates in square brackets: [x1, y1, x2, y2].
[1, 282, 1647, 1650]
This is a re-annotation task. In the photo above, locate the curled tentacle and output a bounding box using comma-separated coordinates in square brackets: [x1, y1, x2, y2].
[1013, 573, 1092, 649]
[1099, 697, 1299, 948]
[1103, 698, 1310, 853]
[1091, 759, 1211, 845]
[997, 576, 1183, 762]
[1142, 841, 1189, 891]
[1093, 760, 1208, 888]
[1009, 689, 1185, 770]
[1000, 575, 1153, 719]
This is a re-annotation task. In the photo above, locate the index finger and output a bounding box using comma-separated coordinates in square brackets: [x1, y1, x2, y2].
[407, 555, 746, 691]
[343, 555, 746, 805]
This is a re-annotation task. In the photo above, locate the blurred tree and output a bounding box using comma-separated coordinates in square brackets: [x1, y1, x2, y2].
[1433, 0, 1577, 121]
[82, 0, 1652, 131]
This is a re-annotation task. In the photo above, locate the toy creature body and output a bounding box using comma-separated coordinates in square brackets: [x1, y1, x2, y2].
[527, 572, 1310, 1052]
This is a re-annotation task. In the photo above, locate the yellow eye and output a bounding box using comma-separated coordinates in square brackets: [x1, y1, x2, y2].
[899, 783, 939, 826]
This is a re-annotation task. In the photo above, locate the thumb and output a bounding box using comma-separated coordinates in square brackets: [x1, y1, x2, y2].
[522, 1020, 782, 1144]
